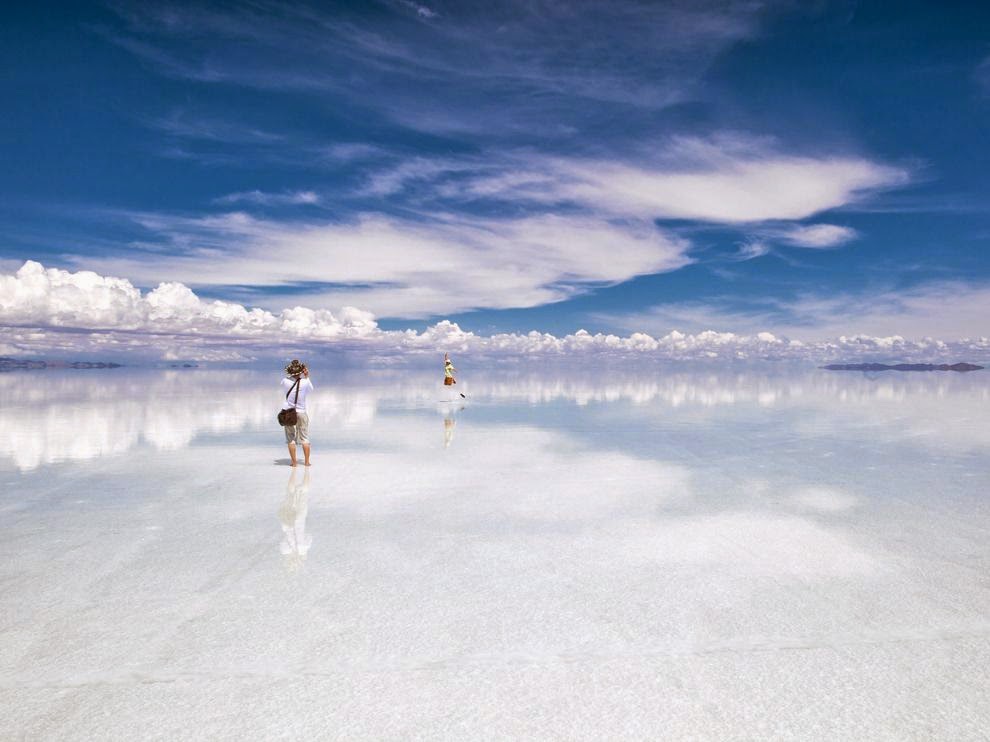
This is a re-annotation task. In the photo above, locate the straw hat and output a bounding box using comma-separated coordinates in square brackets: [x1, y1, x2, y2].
[285, 359, 306, 377]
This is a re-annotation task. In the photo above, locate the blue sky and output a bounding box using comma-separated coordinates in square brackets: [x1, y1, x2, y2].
[1, 1, 989, 360]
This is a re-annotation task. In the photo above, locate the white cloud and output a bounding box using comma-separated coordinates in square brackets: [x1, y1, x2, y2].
[0, 261, 377, 340]
[774, 223, 858, 248]
[445, 138, 909, 224]
[2, 262, 988, 364]
[779, 283, 990, 340]
[733, 240, 771, 261]
[599, 281, 990, 342]
[56, 134, 906, 321]
[107, 2, 770, 133]
[558, 155, 902, 223]
[715, 222, 858, 264]
[145, 112, 284, 143]
[596, 300, 777, 337]
[75, 211, 693, 318]
[214, 190, 321, 206]
[95, 9, 911, 330]
[396, 0, 437, 19]
[320, 143, 387, 162]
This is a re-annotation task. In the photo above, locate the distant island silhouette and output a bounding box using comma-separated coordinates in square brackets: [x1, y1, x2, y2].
[823, 362, 984, 372]
[0, 357, 123, 371]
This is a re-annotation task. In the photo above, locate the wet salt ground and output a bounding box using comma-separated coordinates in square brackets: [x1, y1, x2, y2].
[1, 369, 989, 740]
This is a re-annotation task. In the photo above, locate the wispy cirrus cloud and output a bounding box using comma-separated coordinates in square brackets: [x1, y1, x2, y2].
[428, 136, 910, 223]
[43, 133, 907, 318]
[772, 223, 859, 248]
[138, 109, 374, 170]
[143, 111, 285, 143]
[727, 222, 859, 261]
[732, 240, 772, 261]
[103, 1, 775, 138]
[393, 0, 438, 20]
[214, 190, 321, 206]
[51, 3, 933, 350]
[89, 4, 912, 327]
[72, 210, 693, 318]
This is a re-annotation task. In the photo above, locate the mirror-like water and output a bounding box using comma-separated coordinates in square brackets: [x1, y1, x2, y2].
[1, 368, 988, 739]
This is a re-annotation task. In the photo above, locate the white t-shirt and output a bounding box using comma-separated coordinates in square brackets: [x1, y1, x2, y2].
[281, 376, 314, 412]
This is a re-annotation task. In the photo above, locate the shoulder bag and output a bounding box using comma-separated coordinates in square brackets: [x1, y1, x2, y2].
[277, 378, 301, 426]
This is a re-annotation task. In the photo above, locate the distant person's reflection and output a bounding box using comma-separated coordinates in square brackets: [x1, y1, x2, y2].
[443, 415, 456, 448]
[278, 466, 312, 571]
[442, 405, 465, 448]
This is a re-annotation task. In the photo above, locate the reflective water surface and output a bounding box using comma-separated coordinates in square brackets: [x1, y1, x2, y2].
[1, 368, 988, 740]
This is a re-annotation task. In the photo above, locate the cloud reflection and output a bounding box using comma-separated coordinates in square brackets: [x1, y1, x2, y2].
[0, 368, 987, 470]
[3, 366, 987, 728]
[0, 371, 272, 470]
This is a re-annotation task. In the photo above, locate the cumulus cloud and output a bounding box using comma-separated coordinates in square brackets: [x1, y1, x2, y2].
[0, 261, 377, 340]
[2, 262, 988, 364]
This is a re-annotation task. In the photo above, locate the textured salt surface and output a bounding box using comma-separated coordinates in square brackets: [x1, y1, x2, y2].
[0, 369, 988, 740]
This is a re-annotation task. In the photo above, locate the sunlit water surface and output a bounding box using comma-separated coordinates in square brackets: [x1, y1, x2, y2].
[1, 368, 988, 740]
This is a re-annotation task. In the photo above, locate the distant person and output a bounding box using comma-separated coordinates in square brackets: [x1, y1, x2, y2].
[443, 353, 457, 386]
[281, 359, 314, 467]
[444, 353, 466, 398]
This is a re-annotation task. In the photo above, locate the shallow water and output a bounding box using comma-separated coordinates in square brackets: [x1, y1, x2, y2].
[1, 367, 989, 740]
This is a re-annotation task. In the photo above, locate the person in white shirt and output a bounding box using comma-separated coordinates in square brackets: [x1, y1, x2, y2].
[281, 359, 314, 467]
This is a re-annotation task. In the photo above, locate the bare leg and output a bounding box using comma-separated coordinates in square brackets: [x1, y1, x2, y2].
[302, 443, 311, 466]
[287, 441, 297, 467]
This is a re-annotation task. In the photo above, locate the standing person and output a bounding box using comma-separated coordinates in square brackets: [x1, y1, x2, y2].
[281, 359, 314, 467]
[443, 353, 466, 398]
[443, 353, 457, 387]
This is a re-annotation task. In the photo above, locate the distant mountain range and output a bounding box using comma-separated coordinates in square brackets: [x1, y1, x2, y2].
[0, 357, 123, 370]
[823, 363, 984, 372]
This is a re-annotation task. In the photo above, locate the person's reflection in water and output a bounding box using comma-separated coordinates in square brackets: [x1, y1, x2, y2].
[278, 465, 312, 571]
[442, 405, 465, 448]
[443, 415, 456, 448]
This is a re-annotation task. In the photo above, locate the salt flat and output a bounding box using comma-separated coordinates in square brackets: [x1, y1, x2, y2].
[1, 367, 988, 740]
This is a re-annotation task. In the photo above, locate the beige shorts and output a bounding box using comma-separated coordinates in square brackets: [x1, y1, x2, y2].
[283, 411, 310, 444]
